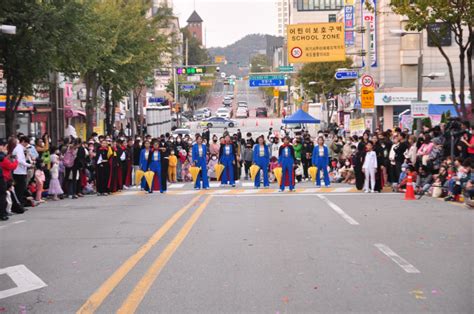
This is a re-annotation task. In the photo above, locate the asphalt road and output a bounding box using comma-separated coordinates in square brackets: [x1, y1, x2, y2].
[191, 80, 280, 137]
[0, 182, 473, 313]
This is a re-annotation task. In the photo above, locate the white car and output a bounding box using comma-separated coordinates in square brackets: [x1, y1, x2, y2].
[216, 108, 231, 119]
[235, 107, 248, 118]
[201, 107, 212, 118]
[200, 117, 237, 128]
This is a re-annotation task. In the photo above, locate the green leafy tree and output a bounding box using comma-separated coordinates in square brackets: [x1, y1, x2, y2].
[390, 0, 473, 121]
[182, 28, 209, 66]
[250, 54, 270, 73]
[297, 58, 355, 122]
[0, 0, 87, 136]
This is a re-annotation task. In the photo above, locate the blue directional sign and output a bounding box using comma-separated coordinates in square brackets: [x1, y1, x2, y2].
[335, 71, 358, 80]
[353, 98, 361, 109]
[249, 79, 285, 87]
[181, 84, 196, 91]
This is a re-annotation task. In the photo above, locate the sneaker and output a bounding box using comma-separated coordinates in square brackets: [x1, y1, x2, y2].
[364, 189, 369, 193]
[370, 190, 375, 193]
[232, 184, 236, 187]
[0, 216, 9, 221]
[444, 195, 454, 202]
[278, 189, 284, 192]
[315, 185, 321, 188]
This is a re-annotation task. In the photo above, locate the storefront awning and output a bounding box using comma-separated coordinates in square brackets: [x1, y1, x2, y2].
[429, 104, 458, 117]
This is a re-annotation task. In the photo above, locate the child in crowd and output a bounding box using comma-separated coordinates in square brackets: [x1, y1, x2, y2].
[338, 159, 355, 184]
[363, 141, 377, 193]
[181, 156, 192, 182]
[168, 150, 178, 183]
[207, 154, 218, 180]
[34, 159, 46, 203]
[48, 154, 63, 201]
[295, 160, 303, 183]
[269, 156, 279, 183]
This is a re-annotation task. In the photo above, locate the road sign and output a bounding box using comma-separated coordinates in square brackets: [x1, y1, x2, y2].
[353, 98, 361, 109]
[287, 22, 346, 63]
[273, 88, 280, 98]
[214, 56, 226, 63]
[181, 84, 196, 91]
[278, 66, 294, 72]
[411, 101, 429, 118]
[335, 71, 358, 80]
[361, 87, 375, 109]
[361, 74, 374, 87]
[249, 75, 285, 81]
[249, 79, 285, 87]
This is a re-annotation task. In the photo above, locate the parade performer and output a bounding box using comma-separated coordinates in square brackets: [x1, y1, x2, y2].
[252, 135, 270, 188]
[219, 135, 236, 187]
[312, 136, 331, 187]
[95, 140, 110, 195]
[147, 141, 163, 193]
[123, 138, 133, 187]
[192, 135, 209, 189]
[139, 141, 151, 191]
[108, 141, 119, 193]
[278, 136, 296, 192]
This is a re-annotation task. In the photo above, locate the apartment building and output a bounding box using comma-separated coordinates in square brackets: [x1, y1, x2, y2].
[277, 0, 290, 36]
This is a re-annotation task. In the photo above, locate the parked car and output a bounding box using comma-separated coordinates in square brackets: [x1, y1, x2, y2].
[237, 101, 248, 107]
[226, 92, 234, 99]
[216, 107, 231, 119]
[193, 109, 208, 121]
[171, 116, 190, 129]
[201, 107, 212, 118]
[223, 98, 233, 107]
[200, 117, 237, 128]
[256, 107, 268, 117]
[172, 128, 191, 138]
[235, 107, 248, 118]
[181, 110, 194, 121]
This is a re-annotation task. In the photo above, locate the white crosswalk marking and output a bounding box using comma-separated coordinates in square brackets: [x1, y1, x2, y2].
[0, 265, 47, 299]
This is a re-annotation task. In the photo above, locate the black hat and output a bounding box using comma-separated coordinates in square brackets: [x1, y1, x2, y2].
[0, 138, 6, 146]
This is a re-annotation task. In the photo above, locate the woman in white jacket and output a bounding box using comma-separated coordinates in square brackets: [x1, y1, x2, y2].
[363, 141, 378, 193]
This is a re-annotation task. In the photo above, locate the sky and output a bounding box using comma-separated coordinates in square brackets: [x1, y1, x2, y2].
[172, 0, 278, 48]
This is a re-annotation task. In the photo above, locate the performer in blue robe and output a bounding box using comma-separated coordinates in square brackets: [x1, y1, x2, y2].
[252, 135, 270, 188]
[192, 135, 209, 190]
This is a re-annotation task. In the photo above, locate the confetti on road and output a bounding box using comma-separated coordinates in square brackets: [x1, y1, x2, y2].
[410, 289, 426, 300]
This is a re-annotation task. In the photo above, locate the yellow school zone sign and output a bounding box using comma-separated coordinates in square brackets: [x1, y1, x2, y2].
[287, 22, 346, 63]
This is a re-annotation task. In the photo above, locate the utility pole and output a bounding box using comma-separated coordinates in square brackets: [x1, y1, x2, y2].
[364, 21, 376, 132]
[185, 38, 189, 67]
[416, 31, 424, 135]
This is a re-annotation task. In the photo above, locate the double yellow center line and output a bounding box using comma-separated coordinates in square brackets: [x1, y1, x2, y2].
[77, 194, 213, 314]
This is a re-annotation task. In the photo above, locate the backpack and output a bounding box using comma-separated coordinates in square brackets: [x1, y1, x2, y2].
[63, 149, 75, 168]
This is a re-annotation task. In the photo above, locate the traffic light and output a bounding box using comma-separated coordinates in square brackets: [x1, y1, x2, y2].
[176, 67, 206, 75]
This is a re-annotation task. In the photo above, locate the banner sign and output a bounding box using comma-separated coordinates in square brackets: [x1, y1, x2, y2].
[287, 22, 346, 63]
[344, 6, 355, 46]
[361, 0, 377, 67]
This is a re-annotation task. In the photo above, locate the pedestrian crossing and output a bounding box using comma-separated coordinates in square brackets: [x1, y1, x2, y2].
[117, 185, 380, 196]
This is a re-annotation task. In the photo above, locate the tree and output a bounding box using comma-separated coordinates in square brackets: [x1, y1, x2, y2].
[182, 28, 209, 65]
[390, 0, 473, 121]
[250, 54, 270, 73]
[80, 0, 172, 137]
[0, 0, 86, 137]
[297, 58, 355, 123]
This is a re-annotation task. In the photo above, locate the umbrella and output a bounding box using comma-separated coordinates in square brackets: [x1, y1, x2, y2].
[215, 163, 225, 181]
[308, 166, 318, 183]
[249, 164, 260, 181]
[135, 169, 145, 186]
[273, 167, 282, 186]
[144, 171, 155, 189]
[190, 166, 201, 183]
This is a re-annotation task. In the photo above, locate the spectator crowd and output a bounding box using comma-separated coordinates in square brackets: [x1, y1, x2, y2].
[2, 119, 474, 221]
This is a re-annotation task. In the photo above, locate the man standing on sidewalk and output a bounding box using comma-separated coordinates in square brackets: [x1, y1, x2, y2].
[13, 136, 32, 207]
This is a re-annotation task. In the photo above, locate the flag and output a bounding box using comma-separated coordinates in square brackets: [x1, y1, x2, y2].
[273, 167, 282, 186]
[249, 164, 260, 181]
[135, 169, 145, 186]
[189, 166, 201, 183]
[215, 164, 225, 181]
[144, 171, 155, 189]
[309, 166, 318, 183]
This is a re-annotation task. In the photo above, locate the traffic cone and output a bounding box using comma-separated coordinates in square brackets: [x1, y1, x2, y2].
[404, 173, 416, 200]
[256, 120, 259, 127]
[270, 120, 273, 126]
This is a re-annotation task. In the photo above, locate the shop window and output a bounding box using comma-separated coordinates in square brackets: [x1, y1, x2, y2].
[401, 65, 417, 88]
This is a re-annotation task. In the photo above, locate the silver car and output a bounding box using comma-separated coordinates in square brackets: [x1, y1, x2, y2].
[201, 117, 237, 128]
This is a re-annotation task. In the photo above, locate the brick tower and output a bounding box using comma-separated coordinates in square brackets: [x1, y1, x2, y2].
[186, 10, 203, 45]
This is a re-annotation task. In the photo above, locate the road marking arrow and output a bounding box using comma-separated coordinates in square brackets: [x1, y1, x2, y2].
[0, 265, 47, 300]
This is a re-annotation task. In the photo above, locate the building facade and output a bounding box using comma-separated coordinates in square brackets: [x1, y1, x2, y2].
[277, 0, 290, 36]
[348, 0, 471, 130]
